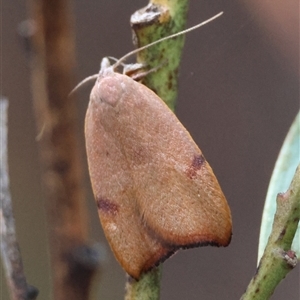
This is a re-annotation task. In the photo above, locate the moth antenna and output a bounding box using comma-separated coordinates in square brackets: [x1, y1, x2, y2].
[69, 74, 98, 97]
[113, 11, 223, 69]
[107, 56, 126, 67]
[69, 11, 223, 96]
[35, 121, 46, 141]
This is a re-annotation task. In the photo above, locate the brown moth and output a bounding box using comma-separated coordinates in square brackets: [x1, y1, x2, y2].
[84, 12, 232, 279]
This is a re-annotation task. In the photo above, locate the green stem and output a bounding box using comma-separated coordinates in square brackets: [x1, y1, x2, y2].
[258, 112, 300, 261]
[130, 0, 189, 111]
[125, 0, 189, 299]
[241, 165, 300, 299]
[125, 267, 162, 300]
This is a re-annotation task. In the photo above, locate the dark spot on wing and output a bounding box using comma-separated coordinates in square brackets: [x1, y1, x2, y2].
[96, 197, 119, 215]
[186, 154, 206, 179]
[192, 154, 205, 169]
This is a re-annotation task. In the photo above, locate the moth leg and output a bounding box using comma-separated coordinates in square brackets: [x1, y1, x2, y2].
[128, 59, 168, 81]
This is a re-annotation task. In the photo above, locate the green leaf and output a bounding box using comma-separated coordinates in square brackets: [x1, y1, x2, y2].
[258, 111, 300, 263]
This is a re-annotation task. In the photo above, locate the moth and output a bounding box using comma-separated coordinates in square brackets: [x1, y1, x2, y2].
[81, 12, 232, 279]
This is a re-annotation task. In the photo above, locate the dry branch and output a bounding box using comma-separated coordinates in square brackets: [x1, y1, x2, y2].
[26, 0, 99, 299]
[0, 98, 38, 300]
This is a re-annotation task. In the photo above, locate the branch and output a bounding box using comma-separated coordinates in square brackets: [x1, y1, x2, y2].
[0, 98, 39, 300]
[241, 164, 300, 299]
[26, 1, 100, 299]
[131, 0, 190, 110]
[125, 0, 189, 299]
[258, 112, 300, 261]
[125, 269, 162, 300]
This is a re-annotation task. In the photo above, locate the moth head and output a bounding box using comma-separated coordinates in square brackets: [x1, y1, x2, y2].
[92, 74, 125, 108]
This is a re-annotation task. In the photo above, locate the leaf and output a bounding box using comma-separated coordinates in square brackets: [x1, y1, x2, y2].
[258, 111, 300, 263]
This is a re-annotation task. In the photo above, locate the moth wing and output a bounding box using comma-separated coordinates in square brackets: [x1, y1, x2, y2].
[110, 75, 232, 248]
[85, 85, 176, 279]
[134, 154, 232, 247]
[86, 72, 232, 278]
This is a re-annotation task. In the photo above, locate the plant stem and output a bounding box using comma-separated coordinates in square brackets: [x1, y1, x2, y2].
[131, 0, 189, 111]
[241, 165, 300, 299]
[258, 112, 300, 261]
[0, 98, 39, 300]
[125, 267, 162, 300]
[27, 0, 99, 299]
[125, 0, 189, 299]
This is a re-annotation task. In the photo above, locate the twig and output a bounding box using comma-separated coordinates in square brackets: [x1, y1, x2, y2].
[26, 0, 99, 299]
[0, 98, 39, 300]
[131, 0, 190, 111]
[241, 164, 300, 299]
[258, 112, 300, 261]
[125, 0, 189, 298]
[125, 268, 162, 300]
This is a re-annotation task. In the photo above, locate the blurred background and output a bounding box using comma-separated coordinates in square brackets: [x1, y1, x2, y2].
[1, 0, 299, 299]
